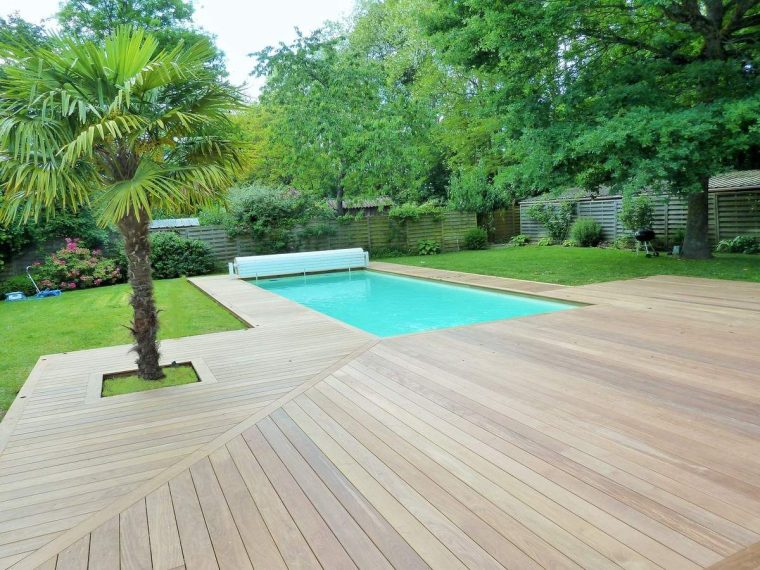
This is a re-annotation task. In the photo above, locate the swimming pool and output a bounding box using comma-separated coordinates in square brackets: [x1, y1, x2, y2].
[251, 270, 574, 337]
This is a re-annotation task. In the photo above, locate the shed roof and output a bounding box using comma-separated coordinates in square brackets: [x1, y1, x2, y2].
[709, 170, 760, 190]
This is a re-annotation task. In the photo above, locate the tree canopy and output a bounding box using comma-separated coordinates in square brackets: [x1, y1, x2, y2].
[58, 0, 227, 78]
[250, 22, 446, 213]
[425, 0, 760, 257]
[2, 0, 757, 258]
[245, 0, 759, 256]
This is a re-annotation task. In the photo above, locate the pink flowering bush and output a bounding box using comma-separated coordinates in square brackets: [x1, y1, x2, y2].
[34, 238, 124, 290]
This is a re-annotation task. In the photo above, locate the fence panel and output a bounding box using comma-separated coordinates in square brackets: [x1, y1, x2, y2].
[714, 191, 760, 239]
[519, 205, 547, 240]
[520, 190, 760, 245]
[149, 211, 477, 261]
[576, 199, 619, 239]
[488, 208, 520, 242]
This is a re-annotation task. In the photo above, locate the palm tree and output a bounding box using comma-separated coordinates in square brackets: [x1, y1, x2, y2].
[0, 27, 245, 379]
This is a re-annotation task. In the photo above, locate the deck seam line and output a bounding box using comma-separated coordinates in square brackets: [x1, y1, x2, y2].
[10, 338, 378, 570]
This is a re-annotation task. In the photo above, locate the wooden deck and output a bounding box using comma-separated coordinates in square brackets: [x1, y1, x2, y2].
[1, 267, 759, 569]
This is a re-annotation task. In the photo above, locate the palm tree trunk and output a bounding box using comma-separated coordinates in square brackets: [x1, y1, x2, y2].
[682, 177, 712, 259]
[118, 210, 164, 380]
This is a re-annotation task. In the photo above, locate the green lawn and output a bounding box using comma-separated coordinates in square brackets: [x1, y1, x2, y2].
[102, 364, 199, 397]
[387, 246, 760, 286]
[0, 278, 245, 418]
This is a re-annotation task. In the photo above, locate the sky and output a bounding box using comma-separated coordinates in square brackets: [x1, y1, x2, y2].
[1, 0, 357, 98]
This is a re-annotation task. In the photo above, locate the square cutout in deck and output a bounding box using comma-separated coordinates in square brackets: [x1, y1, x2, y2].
[101, 362, 199, 397]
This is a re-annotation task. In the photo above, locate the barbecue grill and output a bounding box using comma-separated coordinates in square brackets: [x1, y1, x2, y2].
[634, 229, 659, 257]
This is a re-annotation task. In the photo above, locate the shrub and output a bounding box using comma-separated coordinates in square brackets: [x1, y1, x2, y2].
[417, 239, 440, 255]
[32, 238, 123, 290]
[388, 201, 444, 221]
[562, 239, 579, 247]
[670, 228, 686, 247]
[619, 195, 654, 231]
[527, 201, 574, 242]
[0, 274, 38, 296]
[149, 232, 216, 279]
[537, 237, 553, 246]
[197, 204, 229, 226]
[570, 217, 604, 247]
[225, 185, 316, 252]
[508, 234, 529, 247]
[715, 235, 759, 254]
[464, 228, 488, 250]
[369, 248, 407, 258]
[613, 235, 636, 250]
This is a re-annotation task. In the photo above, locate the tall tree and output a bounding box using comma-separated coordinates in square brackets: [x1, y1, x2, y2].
[253, 25, 441, 212]
[58, 0, 227, 78]
[428, 1, 760, 258]
[0, 27, 245, 378]
[349, 0, 451, 202]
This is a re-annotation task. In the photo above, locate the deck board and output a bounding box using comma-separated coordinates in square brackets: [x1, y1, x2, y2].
[0, 268, 758, 569]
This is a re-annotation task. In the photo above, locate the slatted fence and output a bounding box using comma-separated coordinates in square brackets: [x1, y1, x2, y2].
[150, 211, 477, 261]
[519, 190, 760, 245]
[487, 208, 521, 243]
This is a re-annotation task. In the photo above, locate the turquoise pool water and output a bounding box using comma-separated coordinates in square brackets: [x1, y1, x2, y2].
[251, 270, 573, 337]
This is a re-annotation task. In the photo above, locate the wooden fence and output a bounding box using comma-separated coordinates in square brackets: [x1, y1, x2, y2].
[518, 190, 760, 245]
[484, 209, 521, 243]
[151, 211, 477, 261]
[150, 225, 256, 261]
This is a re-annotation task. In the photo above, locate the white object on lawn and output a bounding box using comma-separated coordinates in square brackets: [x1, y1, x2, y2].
[231, 248, 369, 279]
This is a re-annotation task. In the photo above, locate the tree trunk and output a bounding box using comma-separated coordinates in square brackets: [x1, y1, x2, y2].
[117, 211, 164, 380]
[335, 185, 345, 216]
[682, 178, 712, 259]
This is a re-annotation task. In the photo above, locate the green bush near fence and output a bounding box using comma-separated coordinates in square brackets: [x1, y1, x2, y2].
[571, 218, 604, 247]
[110, 233, 215, 280]
[715, 235, 759, 254]
[417, 239, 441, 255]
[464, 227, 488, 250]
[149, 233, 216, 279]
[527, 202, 574, 242]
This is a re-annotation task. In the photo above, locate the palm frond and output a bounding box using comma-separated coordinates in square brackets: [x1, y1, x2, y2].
[60, 115, 148, 164]
[0, 26, 245, 225]
[95, 159, 185, 224]
[0, 158, 97, 223]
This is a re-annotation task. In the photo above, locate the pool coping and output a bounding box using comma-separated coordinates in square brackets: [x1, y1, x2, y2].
[366, 265, 588, 306]
[367, 261, 570, 296]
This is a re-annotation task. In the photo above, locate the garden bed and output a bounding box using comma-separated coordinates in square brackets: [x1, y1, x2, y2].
[102, 362, 199, 397]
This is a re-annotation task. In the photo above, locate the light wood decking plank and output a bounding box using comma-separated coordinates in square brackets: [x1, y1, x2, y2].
[119, 501, 151, 570]
[269, 408, 430, 570]
[146, 485, 183, 570]
[189, 459, 252, 570]
[168, 471, 218, 570]
[87, 516, 118, 570]
[207, 447, 286, 570]
[256, 416, 392, 569]
[54, 535, 89, 570]
[225, 436, 320, 570]
[241, 425, 356, 569]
